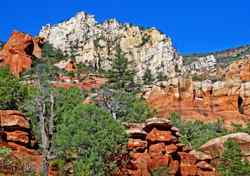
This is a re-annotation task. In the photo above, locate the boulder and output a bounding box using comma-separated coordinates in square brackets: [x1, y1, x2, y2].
[180, 164, 198, 176]
[146, 128, 175, 143]
[165, 144, 178, 154]
[189, 150, 212, 161]
[126, 128, 147, 139]
[178, 152, 197, 165]
[144, 117, 172, 132]
[148, 143, 165, 158]
[199, 132, 250, 162]
[0, 31, 34, 76]
[196, 161, 214, 171]
[127, 138, 147, 151]
[0, 110, 29, 129]
[148, 155, 171, 172]
[5, 131, 29, 144]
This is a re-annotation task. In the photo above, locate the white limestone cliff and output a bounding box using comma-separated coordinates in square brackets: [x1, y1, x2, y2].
[39, 12, 183, 82]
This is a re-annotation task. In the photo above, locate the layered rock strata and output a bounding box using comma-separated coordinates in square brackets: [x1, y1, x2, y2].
[118, 118, 218, 176]
[145, 57, 250, 128]
[0, 110, 41, 175]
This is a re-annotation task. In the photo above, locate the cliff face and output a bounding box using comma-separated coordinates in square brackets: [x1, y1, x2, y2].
[39, 12, 183, 82]
[0, 31, 43, 76]
[145, 56, 250, 128]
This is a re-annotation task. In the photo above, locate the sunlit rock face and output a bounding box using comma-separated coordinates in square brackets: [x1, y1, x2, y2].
[39, 12, 183, 82]
[144, 57, 250, 128]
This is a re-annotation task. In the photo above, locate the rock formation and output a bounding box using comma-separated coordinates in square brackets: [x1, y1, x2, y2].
[53, 75, 107, 90]
[118, 118, 218, 176]
[0, 110, 56, 176]
[54, 59, 77, 72]
[0, 110, 41, 175]
[145, 56, 250, 128]
[39, 12, 183, 82]
[199, 132, 250, 164]
[0, 31, 43, 76]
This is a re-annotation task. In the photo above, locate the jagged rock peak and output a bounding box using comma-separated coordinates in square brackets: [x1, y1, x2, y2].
[39, 11, 183, 82]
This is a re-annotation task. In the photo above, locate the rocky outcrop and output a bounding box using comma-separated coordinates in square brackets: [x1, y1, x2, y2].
[184, 55, 217, 74]
[225, 56, 250, 81]
[0, 110, 56, 175]
[199, 132, 250, 163]
[54, 59, 77, 72]
[145, 57, 250, 128]
[0, 110, 40, 175]
[118, 118, 218, 176]
[0, 31, 43, 76]
[39, 12, 183, 82]
[53, 75, 107, 90]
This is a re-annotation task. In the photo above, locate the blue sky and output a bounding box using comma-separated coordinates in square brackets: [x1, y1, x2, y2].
[0, 0, 250, 53]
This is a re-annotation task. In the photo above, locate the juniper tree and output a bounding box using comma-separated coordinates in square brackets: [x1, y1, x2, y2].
[106, 48, 136, 91]
[218, 140, 250, 176]
[143, 67, 154, 85]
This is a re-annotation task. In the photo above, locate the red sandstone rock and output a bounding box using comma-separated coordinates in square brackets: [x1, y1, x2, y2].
[146, 128, 174, 143]
[119, 119, 218, 176]
[165, 144, 178, 154]
[168, 159, 179, 175]
[146, 78, 250, 129]
[180, 164, 198, 176]
[144, 117, 172, 132]
[226, 56, 250, 81]
[0, 142, 42, 175]
[53, 76, 107, 90]
[178, 152, 197, 165]
[129, 152, 151, 176]
[148, 155, 171, 172]
[33, 37, 44, 58]
[148, 143, 165, 158]
[0, 31, 34, 76]
[196, 161, 214, 171]
[199, 132, 250, 162]
[5, 131, 29, 144]
[197, 169, 218, 176]
[126, 128, 147, 139]
[128, 138, 147, 151]
[54, 59, 77, 72]
[0, 110, 29, 129]
[189, 150, 212, 161]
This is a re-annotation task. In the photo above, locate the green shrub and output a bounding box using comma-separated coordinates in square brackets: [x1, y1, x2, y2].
[0, 67, 29, 110]
[232, 123, 250, 134]
[0, 147, 12, 158]
[96, 89, 153, 123]
[218, 140, 250, 176]
[150, 166, 169, 176]
[191, 74, 206, 81]
[170, 113, 227, 149]
[54, 104, 128, 176]
[143, 68, 154, 85]
[42, 42, 66, 63]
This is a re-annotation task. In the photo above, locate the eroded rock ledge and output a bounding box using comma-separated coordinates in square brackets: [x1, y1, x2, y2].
[118, 118, 218, 176]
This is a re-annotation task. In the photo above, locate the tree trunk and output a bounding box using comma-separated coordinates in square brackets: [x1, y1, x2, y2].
[37, 96, 49, 176]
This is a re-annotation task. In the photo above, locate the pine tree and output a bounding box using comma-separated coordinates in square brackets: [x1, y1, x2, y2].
[218, 140, 250, 176]
[106, 48, 135, 91]
[143, 67, 154, 85]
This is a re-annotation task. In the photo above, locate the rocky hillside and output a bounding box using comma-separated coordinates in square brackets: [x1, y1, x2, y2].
[0, 11, 250, 176]
[39, 12, 183, 82]
[183, 45, 250, 76]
